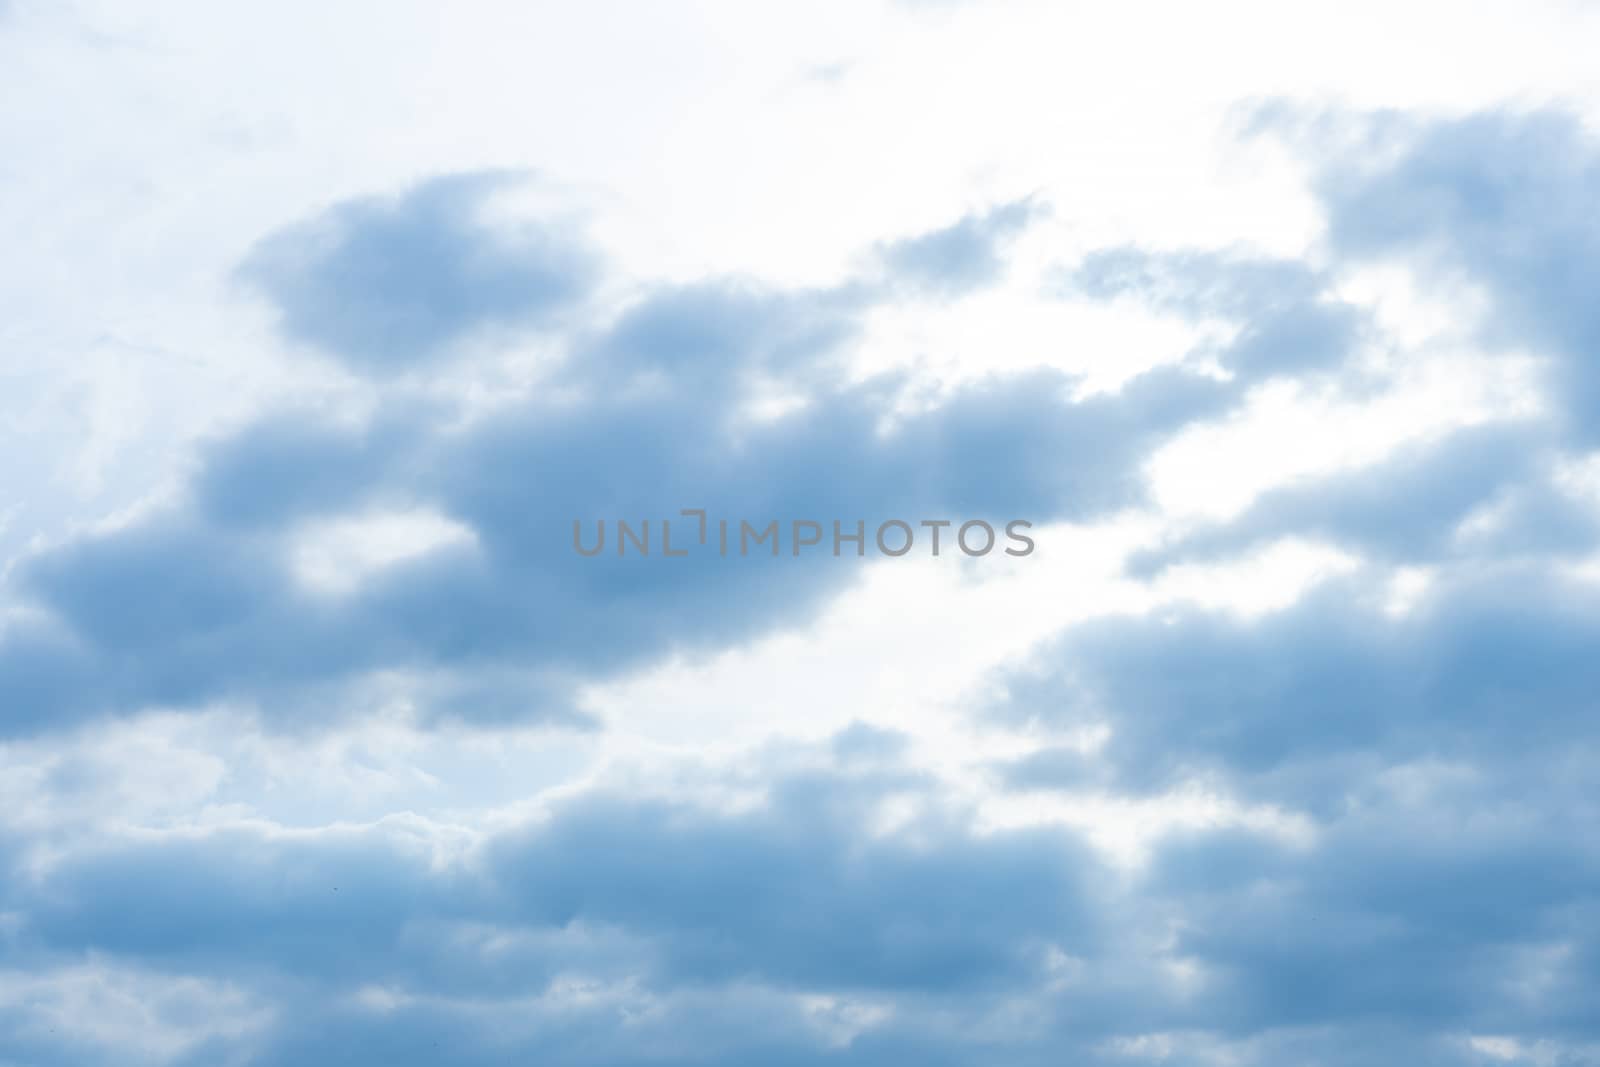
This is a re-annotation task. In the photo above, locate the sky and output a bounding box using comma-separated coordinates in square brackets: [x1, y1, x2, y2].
[3, 1, 1600, 1064]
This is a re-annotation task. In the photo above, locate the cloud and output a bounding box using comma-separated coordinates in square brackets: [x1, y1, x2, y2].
[193, 406, 427, 530]
[0, 963, 272, 1067]
[487, 787, 1097, 994]
[991, 567, 1600, 804]
[0, 182, 1237, 739]
[1311, 110, 1600, 442]
[1067, 246, 1366, 383]
[17, 749, 1098, 993]
[978, 567, 1600, 1058]
[3, 741, 1124, 1064]
[17, 714, 1595, 1065]
[1126, 421, 1599, 575]
[875, 199, 1040, 296]
[237, 173, 599, 377]
[1140, 788, 1600, 1041]
[961, 104, 1600, 1064]
[9, 98, 1600, 1067]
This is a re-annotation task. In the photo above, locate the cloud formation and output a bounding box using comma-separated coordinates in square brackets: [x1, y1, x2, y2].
[4, 65, 1600, 1067]
[1, 179, 1250, 738]
[238, 173, 600, 377]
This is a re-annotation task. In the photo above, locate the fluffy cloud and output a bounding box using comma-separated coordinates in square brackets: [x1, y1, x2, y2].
[4, 27, 1600, 1063]
[0, 177, 1250, 738]
[237, 173, 600, 377]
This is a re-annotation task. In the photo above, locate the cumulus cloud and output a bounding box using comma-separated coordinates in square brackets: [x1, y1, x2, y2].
[1315, 110, 1600, 442]
[237, 173, 600, 377]
[961, 104, 1600, 1065]
[0, 177, 1242, 739]
[6, 54, 1600, 1067]
[2, 740, 1122, 1064]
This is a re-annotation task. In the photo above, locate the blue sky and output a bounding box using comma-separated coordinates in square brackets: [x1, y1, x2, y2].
[4, 2, 1600, 1064]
